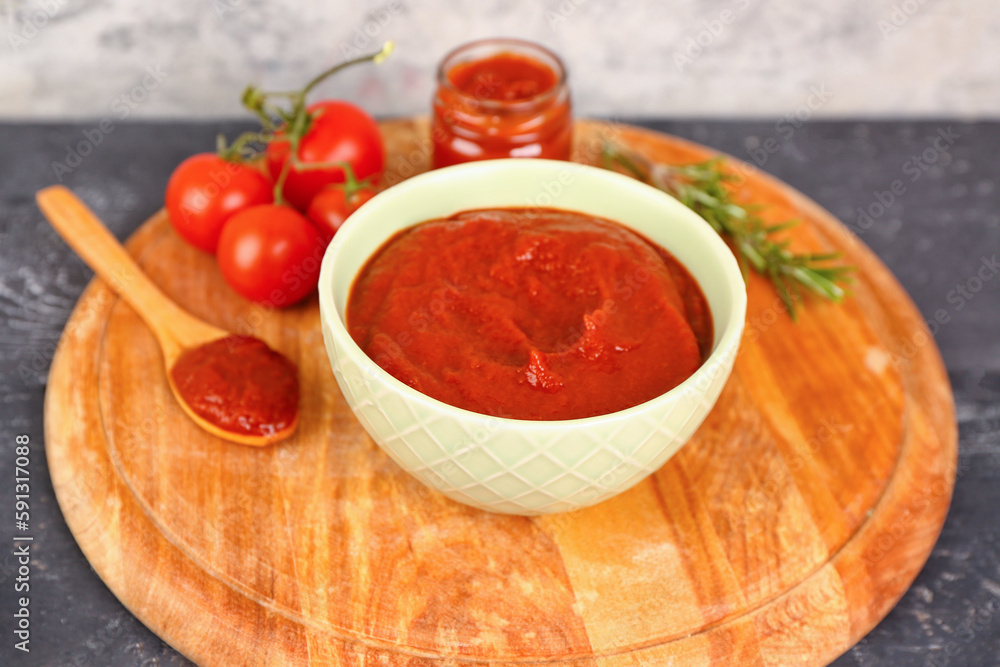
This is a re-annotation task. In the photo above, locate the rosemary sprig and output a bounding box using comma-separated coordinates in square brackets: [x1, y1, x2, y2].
[601, 143, 852, 318]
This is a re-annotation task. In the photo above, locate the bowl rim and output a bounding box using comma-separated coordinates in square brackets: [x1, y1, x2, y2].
[318, 158, 747, 430]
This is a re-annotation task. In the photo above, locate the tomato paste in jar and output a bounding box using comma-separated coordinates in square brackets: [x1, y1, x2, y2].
[346, 208, 713, 421]
[431, 39, 573, 168]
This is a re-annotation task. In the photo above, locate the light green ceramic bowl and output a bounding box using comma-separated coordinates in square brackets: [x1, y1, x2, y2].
[318, 159, 746, 515]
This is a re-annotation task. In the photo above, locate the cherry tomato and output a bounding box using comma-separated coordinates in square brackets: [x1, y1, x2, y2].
[266, 100, 384, 212]
[165, 154, 273, 253]
[216, 204, 325, 307]
[306, 186, 377, 243]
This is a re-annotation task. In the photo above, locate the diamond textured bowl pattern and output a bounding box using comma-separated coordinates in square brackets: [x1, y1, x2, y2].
[325, 322, 739, 514]
[319, 159, 746, 515]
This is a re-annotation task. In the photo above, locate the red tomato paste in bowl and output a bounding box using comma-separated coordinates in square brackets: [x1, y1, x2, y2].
[346, 208, 713, 421]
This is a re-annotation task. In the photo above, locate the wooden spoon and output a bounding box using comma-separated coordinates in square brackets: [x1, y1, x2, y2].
[37, 186, 299, 446]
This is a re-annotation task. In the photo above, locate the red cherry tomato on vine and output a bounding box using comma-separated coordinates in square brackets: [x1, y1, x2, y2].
[266, 100, 384, 212]
[216, 204, 325, 307]
[306, 186, 377, 243]
[165, 153, 273, 253]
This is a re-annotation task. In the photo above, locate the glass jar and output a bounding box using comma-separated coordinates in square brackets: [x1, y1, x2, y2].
[431, 38, 573, 169]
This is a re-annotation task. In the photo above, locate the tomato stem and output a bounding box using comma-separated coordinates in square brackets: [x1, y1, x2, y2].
[287, 159, 372, 194]
[300, 41, 395, 100]
[241, 41, 393, 205]
[217, 131, 275, 163]
[216, 41, 393, 203]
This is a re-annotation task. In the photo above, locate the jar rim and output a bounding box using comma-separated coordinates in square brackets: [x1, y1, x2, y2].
[435, 37, 569, 112]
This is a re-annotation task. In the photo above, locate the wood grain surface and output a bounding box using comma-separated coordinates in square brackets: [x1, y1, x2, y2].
[44, 119, 957, 665]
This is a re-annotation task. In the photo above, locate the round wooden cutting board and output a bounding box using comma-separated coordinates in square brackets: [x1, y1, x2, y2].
[45, 120, 957, 666]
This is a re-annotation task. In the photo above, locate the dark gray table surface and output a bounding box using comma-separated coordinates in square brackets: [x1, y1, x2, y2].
[0, 119, 997, 666]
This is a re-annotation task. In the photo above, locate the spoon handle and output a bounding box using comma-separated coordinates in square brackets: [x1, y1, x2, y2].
[36, 186, 220, 357]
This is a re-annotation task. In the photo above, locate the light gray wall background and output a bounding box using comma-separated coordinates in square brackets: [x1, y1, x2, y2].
[2, 0, 997, 120]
